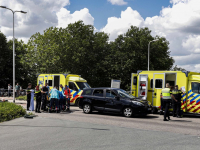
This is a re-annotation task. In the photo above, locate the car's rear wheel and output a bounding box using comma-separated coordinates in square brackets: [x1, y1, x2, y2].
[75, 98, 80, 106]
[83, 104, 92, 114]
[123, 107, 133, 117]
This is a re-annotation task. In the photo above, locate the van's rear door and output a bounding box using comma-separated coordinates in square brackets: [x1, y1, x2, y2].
[131, 73, 138, 97]
[152, 73, 165, 109]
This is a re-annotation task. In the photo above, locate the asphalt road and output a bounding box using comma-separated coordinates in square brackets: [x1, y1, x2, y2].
[0, 99, 200, 150]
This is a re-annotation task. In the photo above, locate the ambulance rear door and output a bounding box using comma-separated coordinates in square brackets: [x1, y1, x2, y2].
[131, 73, 138, 97]
[138, 74, 148, 99]
[152, 73, 165, 110]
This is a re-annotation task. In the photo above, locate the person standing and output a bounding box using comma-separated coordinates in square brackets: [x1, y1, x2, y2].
[46, 83, 50, 100]
[26, 83, 32, 111]
[59, 90, 64, 111]
[60, 84, 66, 110]
[20, 86, 23, 96]
[15, 83, 20, 97]
[64, 85, 71, 111]
[172, 85, 183, 118]
[49, 86, 60, 113]
[41, 83, 48, 111]
[29, 89, 35, 111]
[161, 83, 177, 121]
[8, 84, 12, 97]
[35, 85, 41, 113]
[160, 94, 164, 115]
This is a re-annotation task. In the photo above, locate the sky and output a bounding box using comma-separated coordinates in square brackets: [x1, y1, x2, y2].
[0, 0, 200, 72]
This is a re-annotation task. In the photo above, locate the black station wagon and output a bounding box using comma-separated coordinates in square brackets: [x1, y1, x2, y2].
[79, 87, 152, 117]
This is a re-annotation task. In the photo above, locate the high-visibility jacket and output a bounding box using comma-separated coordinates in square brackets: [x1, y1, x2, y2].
[35, 89, 41, 99]
[161, 88, 172, 99]
[64, 89, 72, 99]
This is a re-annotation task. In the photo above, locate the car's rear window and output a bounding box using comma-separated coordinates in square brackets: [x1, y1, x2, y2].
[83, 89, 93, 95]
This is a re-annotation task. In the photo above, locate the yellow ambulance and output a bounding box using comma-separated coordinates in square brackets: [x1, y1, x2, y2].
[37, 74, 90, 105]
[131, 70, 200, 114]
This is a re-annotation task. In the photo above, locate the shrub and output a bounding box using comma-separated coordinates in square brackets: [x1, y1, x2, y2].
[0, 102, 26, 122]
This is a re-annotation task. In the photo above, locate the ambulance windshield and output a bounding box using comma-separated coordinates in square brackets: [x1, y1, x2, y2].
[76, 82, 91, 90]
[116, 89, 135, 99]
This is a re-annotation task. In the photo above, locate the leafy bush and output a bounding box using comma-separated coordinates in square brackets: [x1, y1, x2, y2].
[0, 102, 26, 122]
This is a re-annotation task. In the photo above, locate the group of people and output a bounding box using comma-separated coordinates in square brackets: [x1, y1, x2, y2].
[7, 83, 22, 97]
[26, 83, 71, 113]
[160, 83, 184, 121]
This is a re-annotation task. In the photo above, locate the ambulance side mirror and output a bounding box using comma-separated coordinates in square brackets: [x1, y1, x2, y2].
[154, 93, 156, 96]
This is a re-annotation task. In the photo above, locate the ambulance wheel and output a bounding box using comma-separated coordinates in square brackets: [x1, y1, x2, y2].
[123, 107, 133, 117]
[152, 108, 158, 114]
[83, 103, 92, 114]
[75, 99, 80, 106]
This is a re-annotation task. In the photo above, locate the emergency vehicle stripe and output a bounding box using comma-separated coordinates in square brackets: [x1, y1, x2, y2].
[186, 90, 200, 113]
[70, 89, 82, 103]
[187, 92, 195, 99]
[192, 106, 200, 113]
[195, 101, 200, 105]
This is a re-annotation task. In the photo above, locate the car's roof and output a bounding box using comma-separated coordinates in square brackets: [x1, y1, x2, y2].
[83, 87, 120, 90]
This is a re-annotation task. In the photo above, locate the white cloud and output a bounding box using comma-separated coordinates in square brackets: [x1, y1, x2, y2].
[108, 0, 127, 5]
[101, 7, 144, 40]
[56, 8, 94, 28]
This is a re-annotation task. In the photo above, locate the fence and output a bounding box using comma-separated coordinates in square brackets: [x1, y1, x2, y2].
[0, 88, 27, 97]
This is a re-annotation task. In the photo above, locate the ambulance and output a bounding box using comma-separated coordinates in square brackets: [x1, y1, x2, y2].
[131, 70, 200, 114]
[37, 74, 90, 105]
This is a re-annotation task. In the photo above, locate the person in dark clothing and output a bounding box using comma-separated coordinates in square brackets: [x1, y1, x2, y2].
[64, 85, 71, 111]
[60, 84, 66, 110]
[35, 85, 41, 113]
[41, 83, 48, 111]
[161, 83, 177, 121]
[172, 85, 183, 117]
[160, 94, 164, 115]
[26, 83, 32, 110]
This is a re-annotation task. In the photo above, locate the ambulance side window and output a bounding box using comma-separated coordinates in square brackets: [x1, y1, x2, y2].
[155, 79, 163, 88]
[191, 82, 200, 94]
[133, 77, 137, 85]
[150, 79, 153, 88]
[45, 80, 52, 86]
[69, 82, 78, 91]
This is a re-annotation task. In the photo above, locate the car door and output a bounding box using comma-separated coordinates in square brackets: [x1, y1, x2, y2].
[92, 89, 106, 111]
[104, 90, 122, 112]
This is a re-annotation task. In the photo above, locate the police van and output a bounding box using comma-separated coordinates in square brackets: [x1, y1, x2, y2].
[131, 70, 200, 114]
[37, 74, 90, 105]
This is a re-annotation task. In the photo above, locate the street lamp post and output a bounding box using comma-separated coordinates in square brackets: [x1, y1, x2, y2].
[148, 39, 159, 71]
[0, 6, 27, 103]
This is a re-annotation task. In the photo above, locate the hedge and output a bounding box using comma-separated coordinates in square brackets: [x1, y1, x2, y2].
[0, 102, 26, 122]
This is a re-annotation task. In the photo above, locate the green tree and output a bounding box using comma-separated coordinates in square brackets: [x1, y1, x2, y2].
[22, 21, 110, 87]
[171, 65, 186, 71]
[7, 39, 35, 88]
[0, 32, 12, 88]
